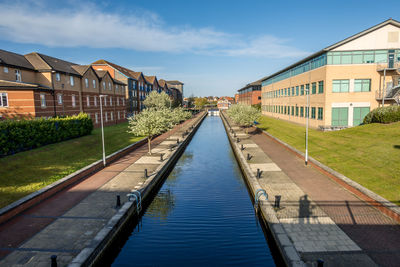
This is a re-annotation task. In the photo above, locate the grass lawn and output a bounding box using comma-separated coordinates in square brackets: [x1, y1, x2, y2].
[257, 115, 400, 205]
[0, 122, 144, 209]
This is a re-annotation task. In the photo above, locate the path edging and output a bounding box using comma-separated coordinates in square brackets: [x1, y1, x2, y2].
[0, 137, 147, 225]
[259, 128, 400, 222]
[220, 112, 305, 267]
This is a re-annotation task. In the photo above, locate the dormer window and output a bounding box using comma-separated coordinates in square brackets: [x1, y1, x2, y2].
[85, 78, 89, 88]
[4, 67, 8, 73]
[70, 76, 74, 86]
[92, 80, 96, 88]
[56, 73, 60, 81]
[108, 82, 112, 90]
[102, 81, 106, 90]
[15, 69, 21, 81]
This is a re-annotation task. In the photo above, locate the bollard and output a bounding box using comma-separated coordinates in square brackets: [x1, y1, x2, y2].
[247, 153, 251, 160]
[182, 133, 185, 138]
[51, 255, 57, 267]
[241, 144, 244, 151]
[144, 168, 148, 178]
[177, 138, 180, 144]
[234, 133, 236, 138]
[317, 259, 324, 267]
[237, 138, 240, 143]
[160, 154, 164, 161]
[274, 195, 281, 208]
[116, 195, 121, 208]
[169, 145, 173, 151]
[256, 168, 261, 178]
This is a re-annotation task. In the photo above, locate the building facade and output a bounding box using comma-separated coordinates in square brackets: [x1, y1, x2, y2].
[237, 80, 262, 105]
[261, 19, 400, 129]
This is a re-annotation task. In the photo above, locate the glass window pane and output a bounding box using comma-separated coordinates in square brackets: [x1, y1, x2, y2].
[342, 54, 352, 64]
[363, 53, 374, 63]
[333, 55, 341, 64]
[353, 53, 363, 64]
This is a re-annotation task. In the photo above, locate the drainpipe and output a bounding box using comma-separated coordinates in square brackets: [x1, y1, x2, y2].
[51, 71, 57, 117]
[382, 68, 386, 107]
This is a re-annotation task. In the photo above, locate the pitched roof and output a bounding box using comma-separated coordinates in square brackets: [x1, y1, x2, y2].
[113, 78, 126, 86]
[25, 52, 81, 75]
[94, 70, 108, 79]
[0, 79, 51, 90]
[144, 75, 159, 86]
[158, 79, 168, 88]
[261, 18, 400, 83]
[238, 79, 262, 91]
[92, 59, 139, 80]
[166, 80, 184, 85]
[71, 65, 91, 75]
[0, 49, 35, 70]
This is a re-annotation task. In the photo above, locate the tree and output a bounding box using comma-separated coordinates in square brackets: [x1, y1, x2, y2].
[227, 104, 260, 133]
[194, 97, 208, 109]
[143, 91, 171, 110]
[128, 108, 170, 154]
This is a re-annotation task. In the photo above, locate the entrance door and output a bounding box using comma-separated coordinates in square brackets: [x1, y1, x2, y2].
[331, 107, 348, 126]
[388, 50, 395, 68]
[353, 107, 370, 126]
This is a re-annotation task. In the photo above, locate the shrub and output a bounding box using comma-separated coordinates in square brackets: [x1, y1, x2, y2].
[363, 106, 400, 124]
[0, 113, 93, 156]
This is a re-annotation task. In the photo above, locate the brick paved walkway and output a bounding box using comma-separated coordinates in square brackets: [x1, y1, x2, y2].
[249, 128, 400, 267]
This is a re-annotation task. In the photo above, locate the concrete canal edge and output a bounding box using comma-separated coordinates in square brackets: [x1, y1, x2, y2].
[220, 112, 305, 267]
[0, 137, 147, 225]
[258, 128, 400, 223]
[68, 112, 207, 267]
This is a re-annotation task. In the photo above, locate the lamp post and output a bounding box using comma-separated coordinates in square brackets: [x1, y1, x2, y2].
[99, 95, 106, 166]
[305, 86, 309, 166]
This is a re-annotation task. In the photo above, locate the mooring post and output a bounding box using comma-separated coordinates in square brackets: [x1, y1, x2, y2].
[177, 138, 180, 144]
[257, 168, 261, 178]
[247, 153, 251, 160]
[144, 168, 148, 178]
[116, 195, 121, 208]
[51, 255, 57, 267]
[274, 195, 281, 208]
[237, 138, 240, 143]
[241, 144, 244, 151]
[234, 133, 236, 138]
[160, 154, 164, 161]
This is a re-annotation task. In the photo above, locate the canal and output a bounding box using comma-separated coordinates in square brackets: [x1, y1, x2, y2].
[111, 116, 276, 266]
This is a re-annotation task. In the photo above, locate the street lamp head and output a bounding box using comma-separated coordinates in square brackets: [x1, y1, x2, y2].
[99, 95, 107, 98]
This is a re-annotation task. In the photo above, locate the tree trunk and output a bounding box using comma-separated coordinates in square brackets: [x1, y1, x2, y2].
[148, 136, 152, 155]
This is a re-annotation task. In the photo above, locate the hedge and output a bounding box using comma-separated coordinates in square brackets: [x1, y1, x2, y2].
[363, 106, 400, 124]
[0, 113, 93, 156]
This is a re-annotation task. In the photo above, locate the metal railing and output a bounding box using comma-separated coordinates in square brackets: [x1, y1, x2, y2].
[376, 61, 400, 71]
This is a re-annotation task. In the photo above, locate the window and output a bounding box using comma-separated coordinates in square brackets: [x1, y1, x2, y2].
[284, 106, 287, 114]
[291, 106, 294, 116]
[305, 107, 309, 118]
[40, 94, 46, 108]
[93, 80, 96, 88]
[354, 79, 371, 92]
[94, 96, 97, 106]
[0, 92, 8, 107]
[312, 82, 317, 94]
[70, 76, 74, 86]
[300, 107, 304, 117]
[332, 80, 349, 92]
[311, 107, 316, 119]
[305, 84, 310, 95]
[72, 95, 76, 107]
[111, 112, 114, 121]
[296, 86, 299, 96]
[57, 94, 63, 104]
[86, 96, 90, 107]
[284, 88, 287, 96]
[85, 78, 89, 88]
[104, 96, 107, 106]
[15, 69, 21, 81]
[292, 87, 295, 96]
[331, 107, 348, 126]
[105, 112, 108, 122]
[301, 85, 304, 95]
[108, 82, 112, 90]
[103, 81, 106, 90]
[3, 67, 8, 73]
[122, 98, 125, 106]
[318, 107, 323, 120]
[353, 107, 370, 126]
[116, 85, 118, 91]
[117, 97, 120, 106]
[118, 111, 120, 120]
[318, 81, 324, 94]
[56, 73, 60, 81]
[95, 113, 98, 124]
[296, 106, 299, 116]
[110, 96, 112, 106]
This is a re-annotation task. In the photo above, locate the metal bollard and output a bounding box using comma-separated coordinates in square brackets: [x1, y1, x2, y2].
[160, 154, 164, 161]
[51, 255, 57, 267]
[317, 259, 324, 267]
[274, 195, 281, 208]
[116, 195, 121, 208]
[256, 168, 261, 178]
[237, 138, 240, 143]
[234, 133, 236, 138]
[177, 138, 180, 144]
[144, 168, 148, 178]
[169, 145, 173, 151]
[241, 144, 244, 151]
[182, 133, 185, 138]
[247, 153, 251, 160]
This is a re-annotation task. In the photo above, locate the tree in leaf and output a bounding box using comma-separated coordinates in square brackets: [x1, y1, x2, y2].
[227, 104, 260, 133]
[143, 91, 172, 110]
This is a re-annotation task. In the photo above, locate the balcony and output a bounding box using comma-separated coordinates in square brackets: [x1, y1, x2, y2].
[376, 61, 400, 72]
[375, 84, 400, 102]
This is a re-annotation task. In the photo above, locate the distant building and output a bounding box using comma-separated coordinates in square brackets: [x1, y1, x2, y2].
[261, 19, 400, 129]
[234, 93, 239, 103]
[167, 80, 184, 103]
[237, 80, 262, 105]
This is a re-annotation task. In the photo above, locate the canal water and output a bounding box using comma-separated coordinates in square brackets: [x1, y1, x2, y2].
[111, 116, 276, 266]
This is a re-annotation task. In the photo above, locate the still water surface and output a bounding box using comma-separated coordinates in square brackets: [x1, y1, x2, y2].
[112, 116, 276, 266]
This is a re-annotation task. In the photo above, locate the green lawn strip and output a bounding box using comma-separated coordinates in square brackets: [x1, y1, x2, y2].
[257, 115, 400, 205]
[0, 122, 144, 208]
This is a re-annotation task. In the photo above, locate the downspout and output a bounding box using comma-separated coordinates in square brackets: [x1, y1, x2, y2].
[51, 71, 57, 117]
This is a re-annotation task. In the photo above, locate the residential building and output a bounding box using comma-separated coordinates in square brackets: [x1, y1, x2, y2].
[237, 80, 262, 105]
[217, 97, 233, 110]
[261, 19, 400, 129]
[167, 80, 184, 103]
[234, 93, 239, 103]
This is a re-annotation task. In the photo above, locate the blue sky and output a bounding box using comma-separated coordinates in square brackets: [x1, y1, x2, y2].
[0, 0, 398, 97]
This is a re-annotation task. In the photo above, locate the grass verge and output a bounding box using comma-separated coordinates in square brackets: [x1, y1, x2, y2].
[0, 122, 144, 208]
[257, 115, 400, 205]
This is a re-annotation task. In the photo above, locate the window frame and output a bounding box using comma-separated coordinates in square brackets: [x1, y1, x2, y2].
[0, 92, 8, 107]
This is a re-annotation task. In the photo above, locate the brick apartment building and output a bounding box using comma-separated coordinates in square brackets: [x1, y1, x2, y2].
[0, 49, 126, 127]
[237, 80, 262, 105]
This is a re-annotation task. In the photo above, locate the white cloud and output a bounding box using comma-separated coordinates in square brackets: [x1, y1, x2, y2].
[0, 1, 309, 58]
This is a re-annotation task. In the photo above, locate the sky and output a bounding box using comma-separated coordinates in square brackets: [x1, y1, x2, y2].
[0, 0, 399, 97]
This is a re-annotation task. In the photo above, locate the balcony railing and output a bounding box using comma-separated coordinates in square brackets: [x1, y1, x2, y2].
[376, 61, 400, 72]
[375, 84, 400, 100]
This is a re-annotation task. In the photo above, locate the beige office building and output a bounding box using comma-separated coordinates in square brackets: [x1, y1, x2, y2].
[261, 19, 400, 129]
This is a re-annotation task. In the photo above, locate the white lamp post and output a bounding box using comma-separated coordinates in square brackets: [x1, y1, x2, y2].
[99, 95, 106, 166]
[305, 86, 309, 165]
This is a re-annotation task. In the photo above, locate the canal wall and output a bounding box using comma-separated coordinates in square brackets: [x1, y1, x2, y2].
[68, 111, 207, 267]
[220, 111, 305, 267]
